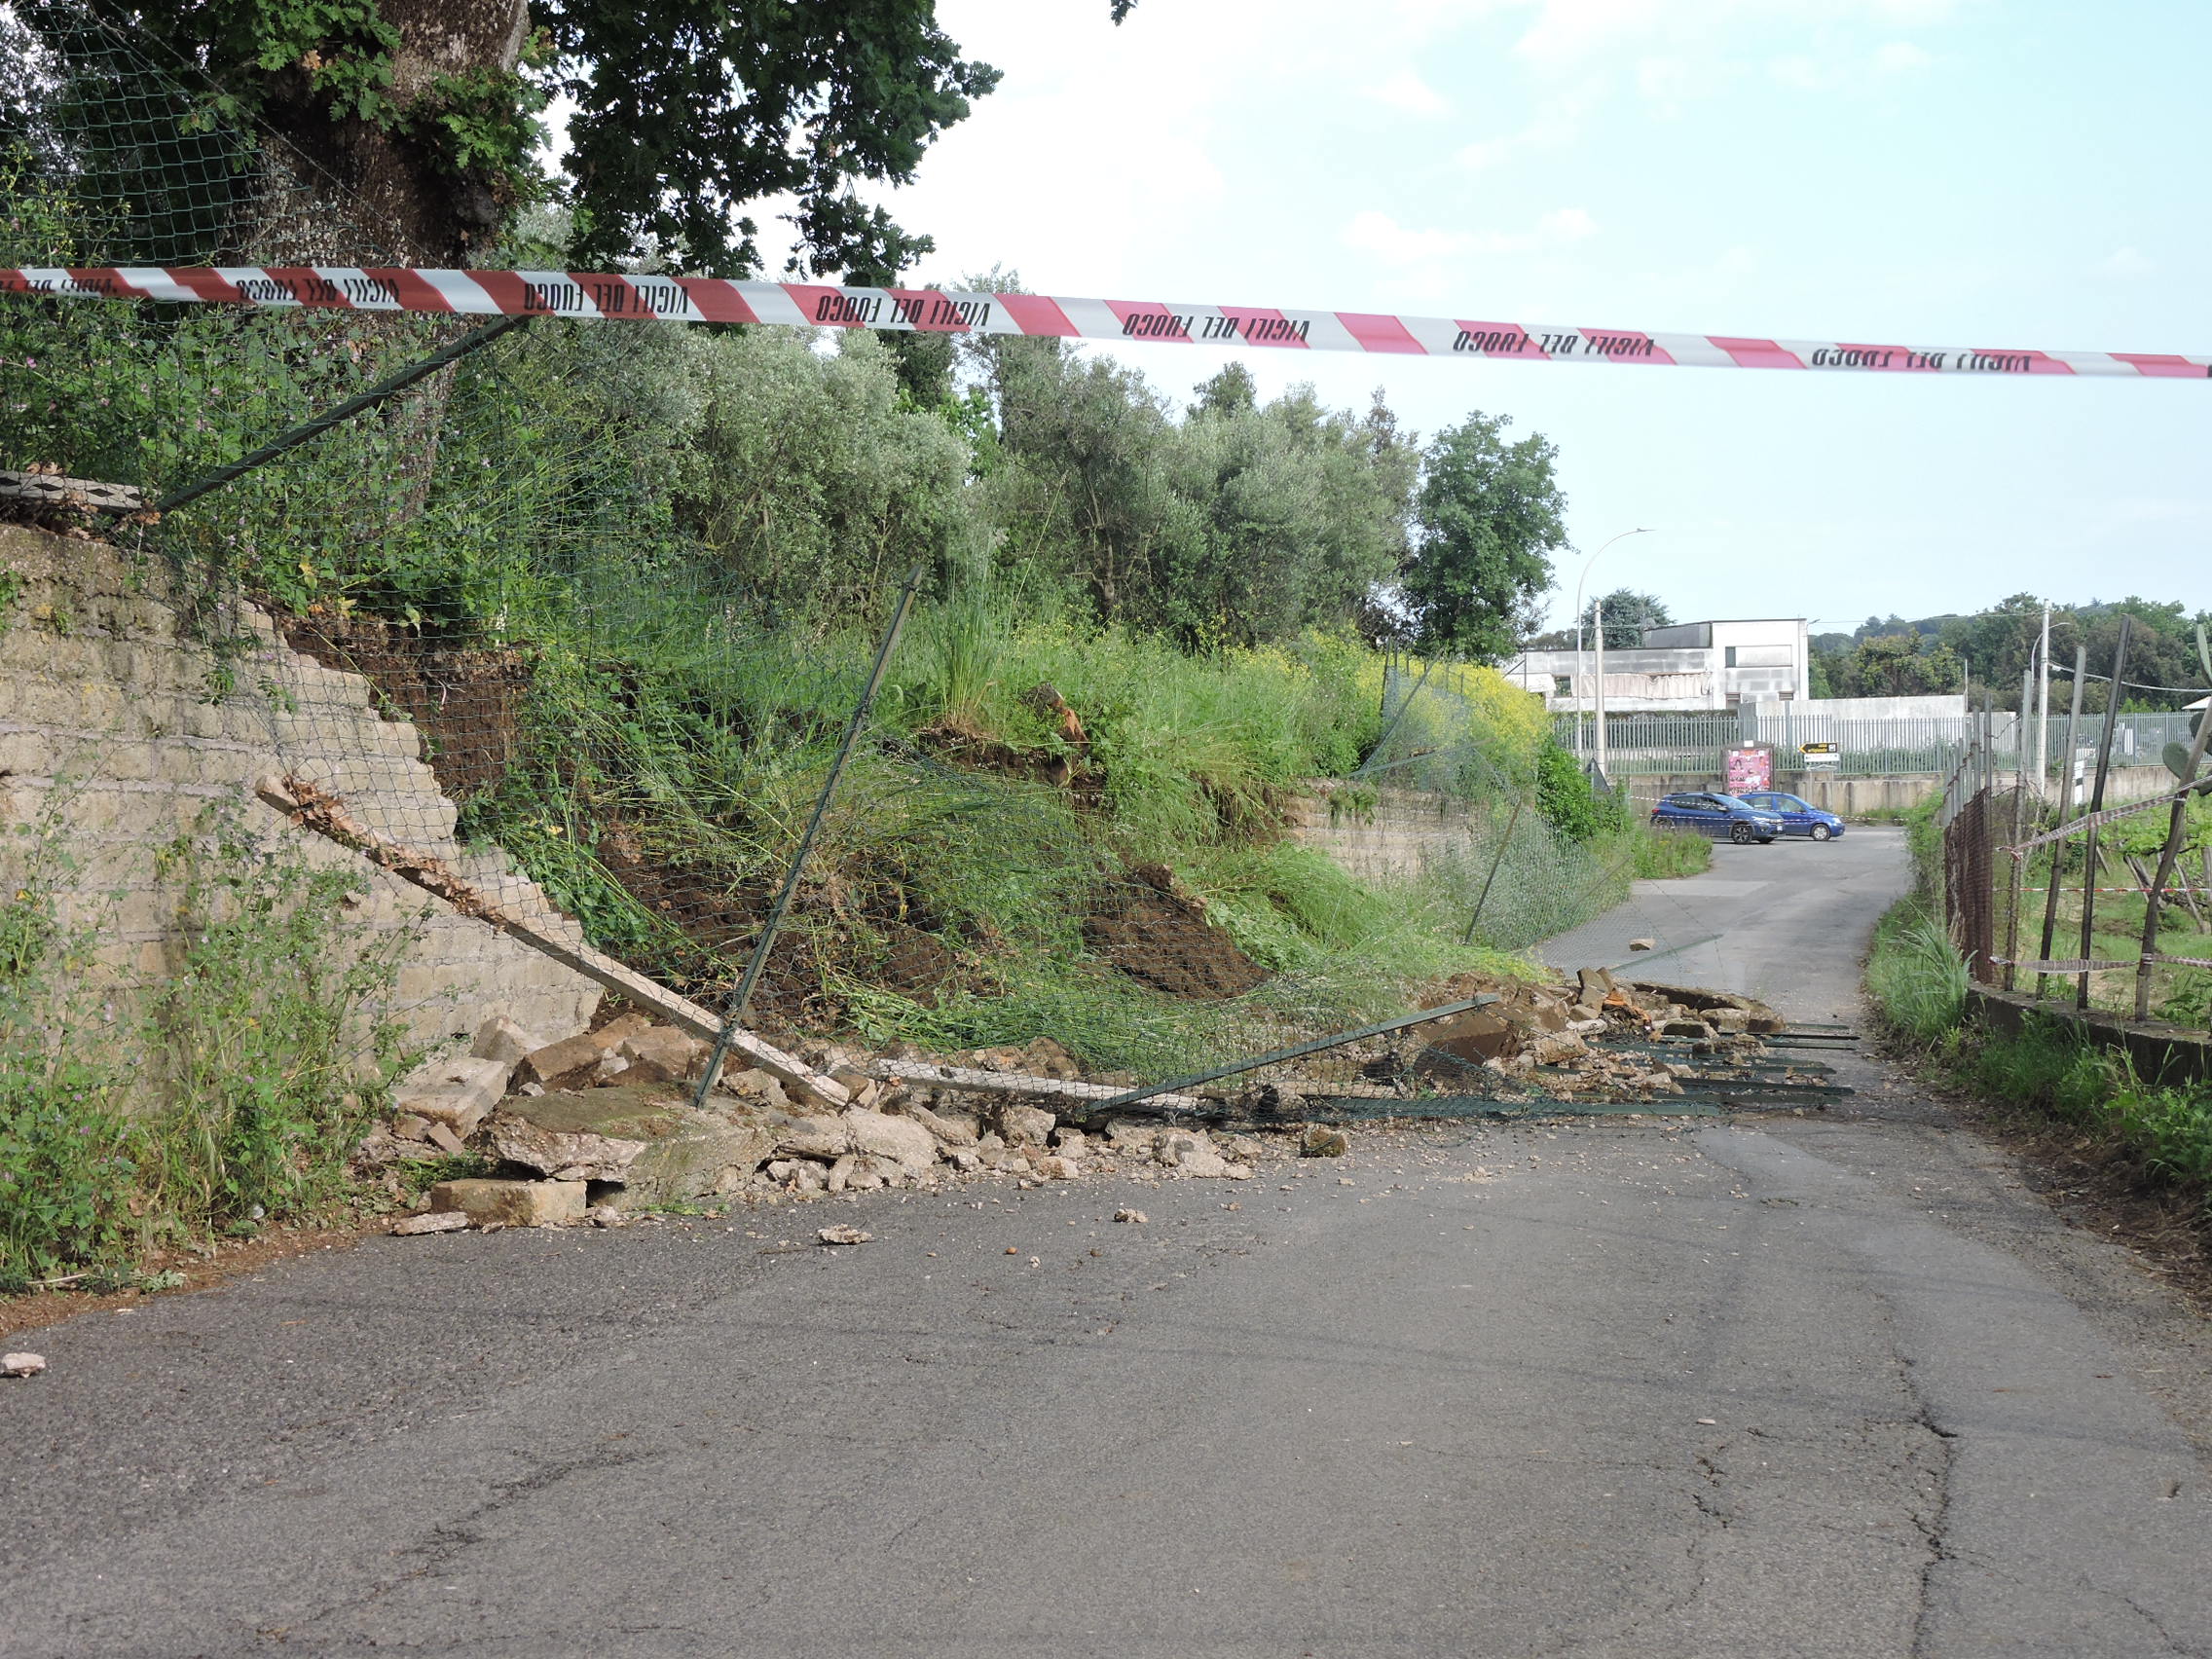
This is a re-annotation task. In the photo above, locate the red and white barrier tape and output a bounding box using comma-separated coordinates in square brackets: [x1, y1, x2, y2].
[6, 266, 2209, 381]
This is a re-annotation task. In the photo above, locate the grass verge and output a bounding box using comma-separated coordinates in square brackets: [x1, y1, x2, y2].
[1865, 892, 2212, 1219]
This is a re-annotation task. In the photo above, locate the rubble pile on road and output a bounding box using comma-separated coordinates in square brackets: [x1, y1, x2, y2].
[368, 1018, 1285, 1236]
[367, 968, 1799, 1235]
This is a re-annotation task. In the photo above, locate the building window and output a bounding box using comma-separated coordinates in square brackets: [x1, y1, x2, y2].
[1554, 676, 1572, 696]
[1724, 645, 1738, 668]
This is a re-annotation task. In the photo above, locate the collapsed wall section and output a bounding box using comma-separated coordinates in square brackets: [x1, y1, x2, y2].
[0, 524, 600, 1066]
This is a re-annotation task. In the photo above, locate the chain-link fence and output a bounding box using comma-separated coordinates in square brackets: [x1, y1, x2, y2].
[3, 3, 1703, 1146]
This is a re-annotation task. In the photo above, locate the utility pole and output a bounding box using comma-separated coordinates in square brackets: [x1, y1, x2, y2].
[1593, 596, 1608, 781]
[2036, 602, 2051, 793]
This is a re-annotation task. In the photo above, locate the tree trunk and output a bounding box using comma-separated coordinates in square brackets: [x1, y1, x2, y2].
[257, 0, 530, 264]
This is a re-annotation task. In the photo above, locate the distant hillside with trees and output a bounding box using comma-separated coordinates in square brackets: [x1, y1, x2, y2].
[1811, 597, 2212, 710]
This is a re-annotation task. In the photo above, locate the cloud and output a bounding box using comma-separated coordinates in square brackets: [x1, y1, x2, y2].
[2097, 246, 2155, 278]
[1874, 39, 1932, 71]
[1366, 69, 1452, 115]
[1343, 206, 1598, 297]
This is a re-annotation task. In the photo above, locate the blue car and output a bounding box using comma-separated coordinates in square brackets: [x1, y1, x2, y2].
[1736, 791, 1846, 841]
[1648, 792, 1785, 844]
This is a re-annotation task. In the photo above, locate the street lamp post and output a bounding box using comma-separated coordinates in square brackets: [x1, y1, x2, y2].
[1571, 529, 1653, 760]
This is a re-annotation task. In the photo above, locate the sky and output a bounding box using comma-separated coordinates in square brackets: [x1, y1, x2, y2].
[785, 0, 2211, 636]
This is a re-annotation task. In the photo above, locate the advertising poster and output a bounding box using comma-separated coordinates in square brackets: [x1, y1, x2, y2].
[1725, 743, 1773, 794]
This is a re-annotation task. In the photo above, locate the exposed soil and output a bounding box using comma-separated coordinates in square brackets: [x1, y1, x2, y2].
[1084, 865, 1267, 1000]
[280, 613, 532, 801]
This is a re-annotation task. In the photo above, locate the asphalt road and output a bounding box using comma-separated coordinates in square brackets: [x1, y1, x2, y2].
[5, 828, 2210, 1657]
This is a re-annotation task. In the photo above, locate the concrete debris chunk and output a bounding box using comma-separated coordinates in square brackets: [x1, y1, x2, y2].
[1628, 938, 1657, 952]
[3, 1352, 49, 1379]
[719, 1068, 792, 1111]
[588, 1013, 655, 1052]
[818, 1226, 872, 1246]
[517, 1034, 605, 1094]
[774, 1115, 850, 1161]
[901, 1101, 978, 1148]
[487, 1108, 647, 1183]
[499, 1087, 774, 1206]
[424, 1122, 466, 1157]
[1301, 1124, 1350, 1159]
[585, 1204, 624, 1228]
[392, 1052, 511, 1139]
[470, 1014, 550, 1069]
[844, 1107, 939, 1172]
[997, 1103, 1057, 1148]
[1033, 1155, 1081, 1182]
[617, 1026, 707, 1084]
[390, 1210, 470, 1236]
[428, 1178, 587, 1229]
[1113, 1208, 1147, 1224]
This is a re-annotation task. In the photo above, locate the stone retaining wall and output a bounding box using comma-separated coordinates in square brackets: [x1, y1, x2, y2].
[0, 525, 600, 1074]
[1282, 783, 1486, 884]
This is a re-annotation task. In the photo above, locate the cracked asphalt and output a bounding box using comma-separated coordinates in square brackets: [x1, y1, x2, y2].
[4, 829, 2210, 1656]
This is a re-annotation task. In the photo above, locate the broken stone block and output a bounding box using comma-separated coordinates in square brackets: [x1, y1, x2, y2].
[1052, 1127, 1088, 1157]
[1529, 1032, 1588, 1066]
[390, 1210, 470, 1236]
[1423, 1007, 1516, 1064]
[498, 1086, 777, 1207]
[826, 1153, 859, 1193]
[392, 1053, 511, 1139]
[1033, 1155, 1081, 1182]
[818, 1226, 871, 1246]
[1660, 1018, 1712, 1040]
[428, 1178, 587, 1228]
[719, 1067, 791, 1110]
[518, 1034, 605, 1093]
[901, 1101, 977, 1148]
[424, 1122, 466, 1157]
[998, 1103, 1057, 1148]
[471, 1014, 550, 1069]
[1575, 966, 1616, 1001]
[1216, 1132, 1266, 1161]
[844, 1107, 939, 1171]
[1301, 1124, 1350, 1158]
[486, 1108, 647, 1183]
[390, 1113, 434, 1143]
[1113, 1207, 1147, 1224]
[1628, 938, 1657, 952]
[619, 1035, 703, 1084]
[588, 1013, 654, 1051]
[946, 1149, 981, 1173]
[4, 1352, 50, 1378]
[774, 1116, 850, 1161]
[592, 1051, 632, 1085]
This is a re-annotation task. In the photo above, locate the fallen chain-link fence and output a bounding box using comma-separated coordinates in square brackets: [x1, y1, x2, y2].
[0, 0, 1780, 1189]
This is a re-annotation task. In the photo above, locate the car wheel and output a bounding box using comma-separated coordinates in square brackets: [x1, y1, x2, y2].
[1810, 824, 1832, 842]
[1729, 823, 1753, 844]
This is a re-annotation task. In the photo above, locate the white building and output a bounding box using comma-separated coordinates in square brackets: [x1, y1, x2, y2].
[1505, 617, 1812, 713]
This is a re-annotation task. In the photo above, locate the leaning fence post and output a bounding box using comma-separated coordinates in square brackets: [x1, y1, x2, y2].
[2035, 646, 2089, 999]
[689, 565, 926, 1109]
[2077, 615, 2133, 1011]
[2133, 702, 2212, 1019]
[1463, 796, 1526, 944]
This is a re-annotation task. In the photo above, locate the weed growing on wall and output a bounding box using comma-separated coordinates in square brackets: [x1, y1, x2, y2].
[146, 814, 422, 1239]
[0, 803, 422, 1285]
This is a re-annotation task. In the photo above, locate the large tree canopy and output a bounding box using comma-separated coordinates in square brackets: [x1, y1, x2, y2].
[109, 0, 1132, 268]
[1400, 413, 1567, 663]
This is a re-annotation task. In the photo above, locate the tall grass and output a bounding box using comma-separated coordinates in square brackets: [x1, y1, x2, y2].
[1865, 896, 1971, 1044]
